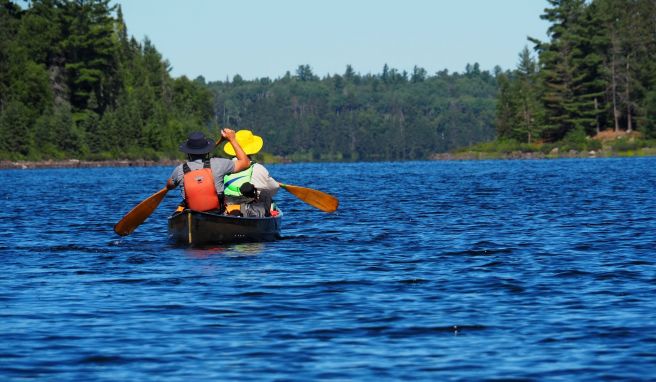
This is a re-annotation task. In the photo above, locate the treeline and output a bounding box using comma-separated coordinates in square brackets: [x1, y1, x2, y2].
[497, 0, 656, 144]
[4, 0, 654, 163]
[208, 64, 497, 161]
[0, 0, 213, 160]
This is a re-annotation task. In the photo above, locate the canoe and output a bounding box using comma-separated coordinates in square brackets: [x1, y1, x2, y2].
[167, 209, 282, 246]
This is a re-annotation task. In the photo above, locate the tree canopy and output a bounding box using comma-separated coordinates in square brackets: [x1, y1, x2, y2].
[1, 0, 654, 162]
[0, 0, 214, 161]
[498, 0, 656, 143]
[208, 64, 498, 161]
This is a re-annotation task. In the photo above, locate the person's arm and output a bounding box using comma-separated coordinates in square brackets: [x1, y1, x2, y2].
[167, 166, 182, 189]
[222, 128, 250, 172]
[253, 164, 280, 194]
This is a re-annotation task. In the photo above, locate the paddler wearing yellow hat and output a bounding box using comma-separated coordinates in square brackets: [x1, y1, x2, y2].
[222, 130, 279, 217]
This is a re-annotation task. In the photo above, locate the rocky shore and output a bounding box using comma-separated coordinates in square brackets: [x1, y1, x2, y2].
[430, 149, 591, 161]
[431, 130, 656, 161]
[0, 159, 180, 170]
[430, 146, 656, 161]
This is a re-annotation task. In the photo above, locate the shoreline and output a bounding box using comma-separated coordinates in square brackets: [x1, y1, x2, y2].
[0, 159, 180, 170]
[430, 147, 656, 161]
[2, 148, 655, 169]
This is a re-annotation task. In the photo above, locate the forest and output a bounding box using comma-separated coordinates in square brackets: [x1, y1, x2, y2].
[207, 64, 497, 161]
[0, 0, 213, 161]
[496, 0, 656, 148]
[1, 0, 655, 162]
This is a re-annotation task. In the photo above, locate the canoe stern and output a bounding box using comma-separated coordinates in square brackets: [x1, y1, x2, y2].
[168, 209, 282, 246]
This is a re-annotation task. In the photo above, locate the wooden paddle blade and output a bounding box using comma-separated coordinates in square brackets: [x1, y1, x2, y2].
[280, 183, 339, 213]
[114, 187, 169, 236]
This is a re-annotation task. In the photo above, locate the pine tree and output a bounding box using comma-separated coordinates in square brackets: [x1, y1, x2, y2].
[60, 0, 118, 114]
[495, 71, 515, 140]
[531, 0, 599, 141]
[514, 47, 543, 143]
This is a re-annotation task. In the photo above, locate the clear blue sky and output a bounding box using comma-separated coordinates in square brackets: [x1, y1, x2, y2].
[115, 0, 549, 82]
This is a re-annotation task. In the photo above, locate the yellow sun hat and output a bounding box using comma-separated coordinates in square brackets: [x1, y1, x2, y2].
[223, 129, 264, 156]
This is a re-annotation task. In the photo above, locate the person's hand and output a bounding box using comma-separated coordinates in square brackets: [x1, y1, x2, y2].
[166, 178, 176, 190]
[222, 128, 249, 170]
[221, 128, 236, 141]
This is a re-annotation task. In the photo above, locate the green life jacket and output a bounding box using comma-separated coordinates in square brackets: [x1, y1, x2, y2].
[223, 164, 254, 197]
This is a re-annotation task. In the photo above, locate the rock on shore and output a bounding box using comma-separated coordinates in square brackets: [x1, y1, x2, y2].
[0, 159, 180, 169]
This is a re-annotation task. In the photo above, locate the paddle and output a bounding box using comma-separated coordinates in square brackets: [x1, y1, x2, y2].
[113, 136, 225, 236]
[113, 187, 169, 236]
[279, 183, 339, 213]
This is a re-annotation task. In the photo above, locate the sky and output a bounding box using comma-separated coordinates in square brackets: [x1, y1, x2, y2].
[116, 0, 550, 82]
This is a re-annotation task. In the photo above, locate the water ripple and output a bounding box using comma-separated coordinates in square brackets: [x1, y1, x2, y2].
[0, 159, 655, 380]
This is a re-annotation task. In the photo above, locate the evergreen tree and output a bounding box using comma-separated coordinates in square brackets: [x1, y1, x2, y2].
[0, 0, 214, 160]
[60, 0, 118, 114]
[531, 0, 600, 141]
[208, 63, 498, 160]
[514, 47, 543, 143]
[495, 70, 515, 140]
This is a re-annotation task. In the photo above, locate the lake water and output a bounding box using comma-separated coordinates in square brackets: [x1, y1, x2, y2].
[1, 158, 655, 381]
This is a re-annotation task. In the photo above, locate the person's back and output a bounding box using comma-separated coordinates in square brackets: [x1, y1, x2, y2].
[222, 130, 279, 215]
[237, 182, 270, 218]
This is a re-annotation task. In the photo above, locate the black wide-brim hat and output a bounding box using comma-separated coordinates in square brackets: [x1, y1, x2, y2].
[179, 131, 215, 154]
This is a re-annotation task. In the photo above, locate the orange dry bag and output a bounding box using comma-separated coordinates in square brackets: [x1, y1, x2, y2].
[183, 160, 220, 211]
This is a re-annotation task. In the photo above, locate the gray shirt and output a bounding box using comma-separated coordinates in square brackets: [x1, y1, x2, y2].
[170, 158, 235, 198]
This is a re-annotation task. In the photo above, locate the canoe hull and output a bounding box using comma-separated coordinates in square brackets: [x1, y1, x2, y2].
[167, 210, 282, 246]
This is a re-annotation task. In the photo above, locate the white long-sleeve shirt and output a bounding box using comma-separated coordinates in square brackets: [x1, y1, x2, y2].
[250, 163, 279, 197]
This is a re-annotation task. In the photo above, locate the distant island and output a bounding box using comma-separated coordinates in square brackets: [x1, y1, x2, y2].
[1, 0, 654, 163]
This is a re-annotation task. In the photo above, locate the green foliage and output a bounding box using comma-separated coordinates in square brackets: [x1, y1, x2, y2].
[0, 100, 33, 158]
[609, 137, 656, 152]
[464, 139, 541, 154]
[495, 47, 544, 144]
[642, 90, 656, 138]
[3, 0, 653, 162]
[0, 0, 214, 161]
[557, 127, 603, 152]
[521, 0, 656, 143]
[209, 64, 498, 160]
[610, 138, 639, 152]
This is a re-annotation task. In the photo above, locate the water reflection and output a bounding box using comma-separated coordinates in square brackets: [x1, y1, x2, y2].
[185, 242, 266, 258]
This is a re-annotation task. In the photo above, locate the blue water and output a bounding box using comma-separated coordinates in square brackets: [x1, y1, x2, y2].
[1, 158, 655, 381]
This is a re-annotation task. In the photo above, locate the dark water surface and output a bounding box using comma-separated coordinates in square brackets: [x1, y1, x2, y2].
[1, 158, 655, 381]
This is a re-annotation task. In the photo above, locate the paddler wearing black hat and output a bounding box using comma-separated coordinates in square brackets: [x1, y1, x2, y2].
[166, 128, 249, 213]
